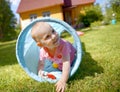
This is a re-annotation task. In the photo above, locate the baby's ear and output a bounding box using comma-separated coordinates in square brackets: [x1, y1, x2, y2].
[37, 42, 43, 47]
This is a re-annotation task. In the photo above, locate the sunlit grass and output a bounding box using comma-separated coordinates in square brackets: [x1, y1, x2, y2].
[0, 23, 120, 92]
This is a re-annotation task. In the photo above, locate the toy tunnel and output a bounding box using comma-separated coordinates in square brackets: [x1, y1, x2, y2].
[16, 17, 82, 83]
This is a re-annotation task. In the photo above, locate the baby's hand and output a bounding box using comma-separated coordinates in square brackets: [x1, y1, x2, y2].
[38, 70, 45, 77]
[55, 79, 66, 92]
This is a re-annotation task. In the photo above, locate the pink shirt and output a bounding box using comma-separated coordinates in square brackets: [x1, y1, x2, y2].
[39, 39, 76, 70]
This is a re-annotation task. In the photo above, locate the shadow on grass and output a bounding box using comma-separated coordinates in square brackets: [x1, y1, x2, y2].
[69, 42, 104, 81]
[0, 41, 17, 66]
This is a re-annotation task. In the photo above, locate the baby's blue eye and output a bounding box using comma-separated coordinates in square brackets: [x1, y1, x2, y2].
[52, 30, 55, 33]
[46, 35, 50, 39]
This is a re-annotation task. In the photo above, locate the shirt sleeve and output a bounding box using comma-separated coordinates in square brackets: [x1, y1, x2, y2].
[62, 41, 71, 56]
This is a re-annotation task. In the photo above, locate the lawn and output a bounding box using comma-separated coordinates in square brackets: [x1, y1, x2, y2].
[0, 23, 120, 92]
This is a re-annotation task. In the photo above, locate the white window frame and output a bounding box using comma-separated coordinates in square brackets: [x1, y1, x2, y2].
[30, 14, 37, 21]
[42, 11, 51, 17]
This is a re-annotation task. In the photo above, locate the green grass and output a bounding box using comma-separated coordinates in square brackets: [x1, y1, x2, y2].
[0, 23, 120, 92]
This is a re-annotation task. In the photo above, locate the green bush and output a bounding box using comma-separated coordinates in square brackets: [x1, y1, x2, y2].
[91, 21, 102, 27]
[78, 5, 103, 27]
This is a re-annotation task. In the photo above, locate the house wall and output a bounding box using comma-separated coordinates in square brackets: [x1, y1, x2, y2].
[19, 5, 63, 30]
[63, 3, 93, 26]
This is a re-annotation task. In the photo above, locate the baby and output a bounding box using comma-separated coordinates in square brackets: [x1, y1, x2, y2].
[31, 22, 76, 92]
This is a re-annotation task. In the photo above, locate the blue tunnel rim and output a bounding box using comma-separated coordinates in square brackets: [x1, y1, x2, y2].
[16, 17, 82, 83]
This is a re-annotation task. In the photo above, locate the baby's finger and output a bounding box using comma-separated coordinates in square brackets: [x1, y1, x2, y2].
[56, 85, 60, 92]
[55, 84, 60, 92]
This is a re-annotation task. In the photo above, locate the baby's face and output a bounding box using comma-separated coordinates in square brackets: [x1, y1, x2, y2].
[40, 27, 60, 49]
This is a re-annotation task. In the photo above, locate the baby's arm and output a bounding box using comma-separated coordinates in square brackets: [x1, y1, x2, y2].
[55, 55, 70, 92]
[38, 60, 44, 77]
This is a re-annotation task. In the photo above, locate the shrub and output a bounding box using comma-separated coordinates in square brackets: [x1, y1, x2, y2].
[78, 5, 103, 27]
[91, 21, 102, 27]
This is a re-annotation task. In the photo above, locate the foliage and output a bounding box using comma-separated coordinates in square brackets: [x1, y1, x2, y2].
[78, 5, 103, 27]
[15, 24, 21, 36]
[109, 0, 120, 21]
[91, 21, 102, 27]
[103, 7, 113, 25]
[0, 0, 17, 41]
[110, 0, 120, 13]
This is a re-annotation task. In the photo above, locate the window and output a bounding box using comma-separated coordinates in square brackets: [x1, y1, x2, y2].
[42, 11, 50, 17]
[30, 14, 37, 21]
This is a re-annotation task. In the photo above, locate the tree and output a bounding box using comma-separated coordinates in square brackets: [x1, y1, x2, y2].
[0, 0, 17, 41]
[103, 6, 113, 24]
[109, 0, 120, 21]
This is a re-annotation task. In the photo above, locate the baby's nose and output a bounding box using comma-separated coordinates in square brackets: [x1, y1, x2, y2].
[52, 34, 56, 39]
